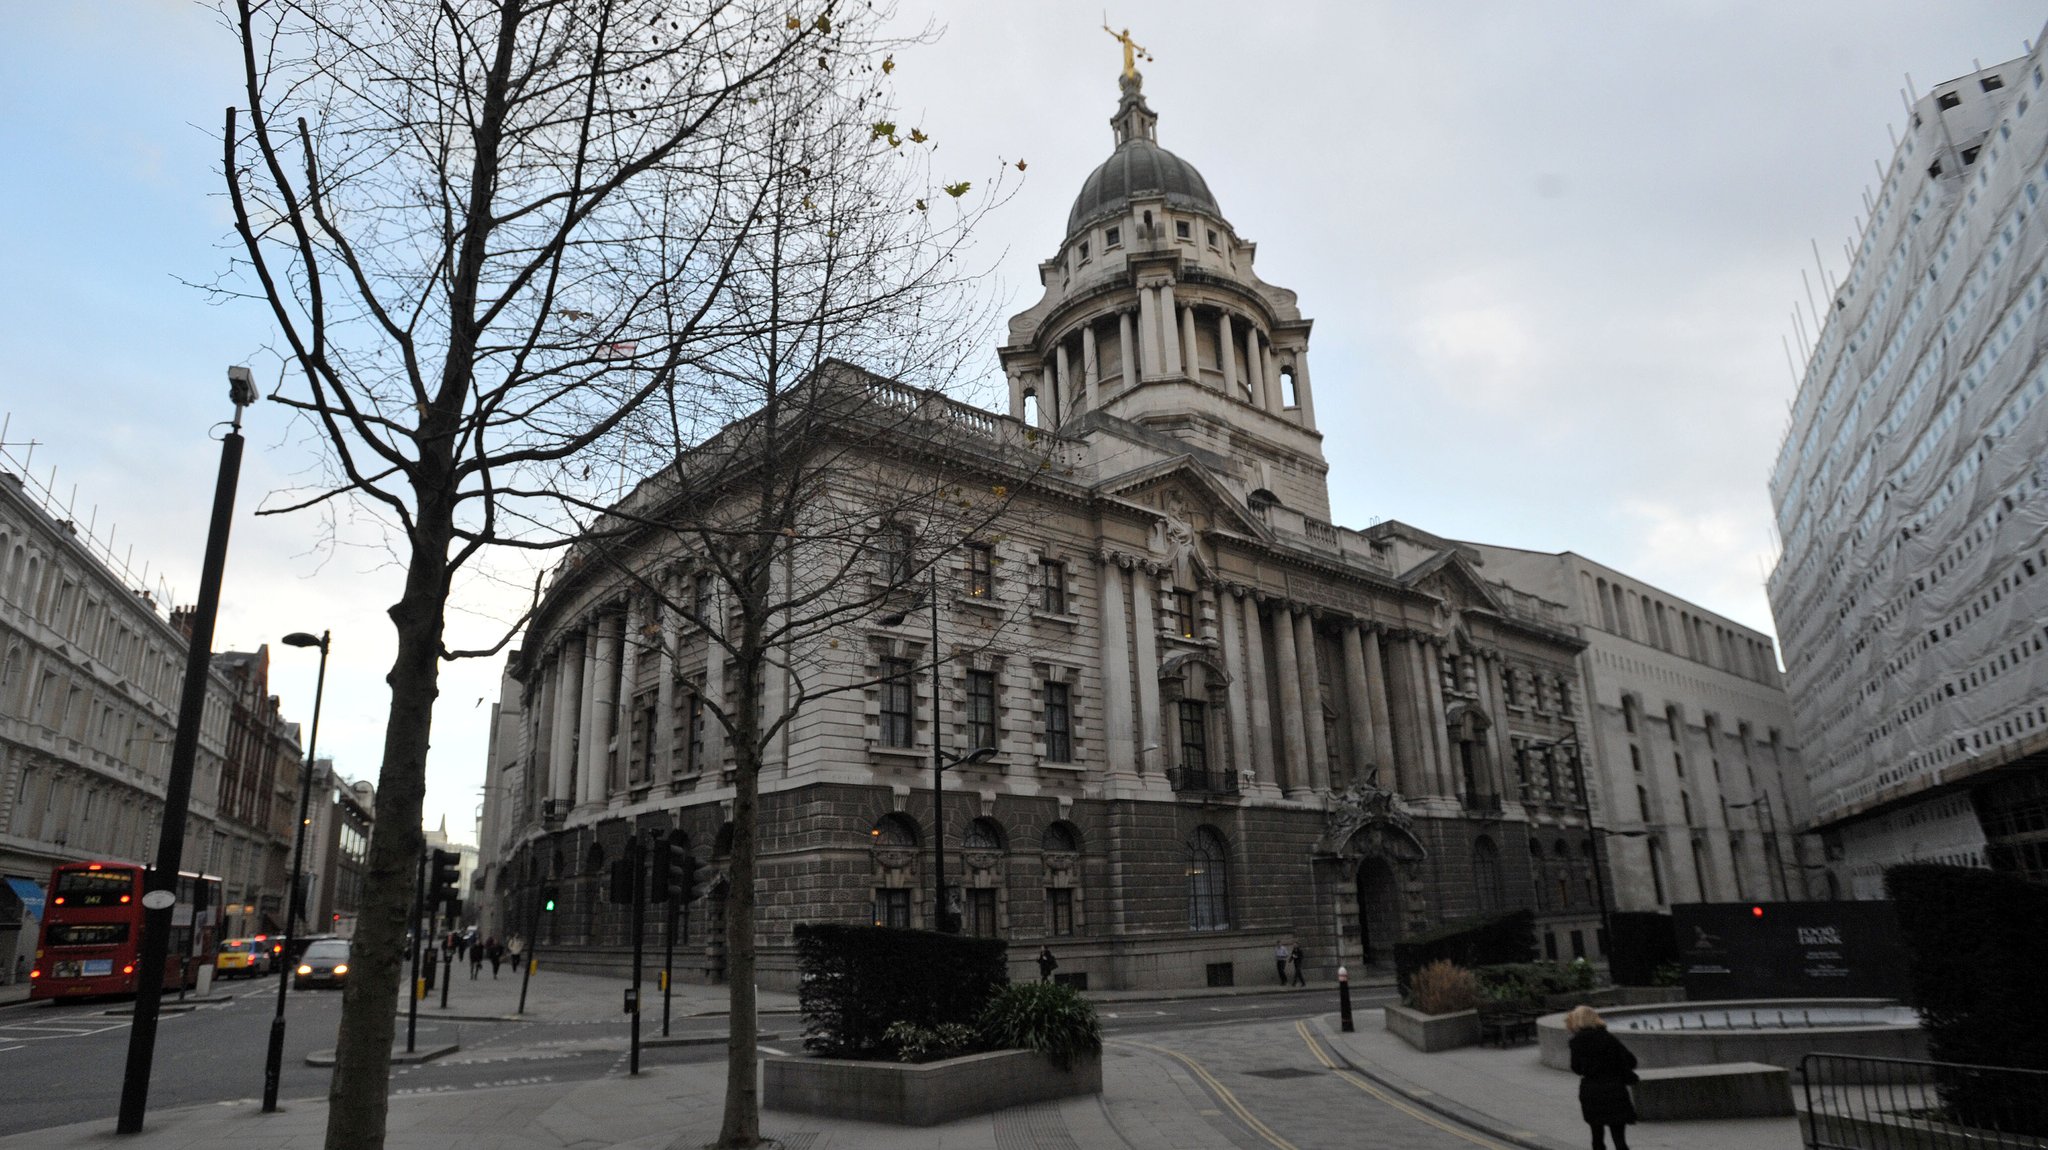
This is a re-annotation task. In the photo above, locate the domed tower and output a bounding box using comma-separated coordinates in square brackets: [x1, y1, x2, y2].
[1000, 64, 1329, 519]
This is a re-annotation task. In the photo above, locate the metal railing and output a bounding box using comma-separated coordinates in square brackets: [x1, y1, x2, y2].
[1801, 1053, 2048, 1149]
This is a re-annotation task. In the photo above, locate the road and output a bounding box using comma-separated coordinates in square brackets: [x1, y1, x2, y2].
[0, 982, 1412, 1141]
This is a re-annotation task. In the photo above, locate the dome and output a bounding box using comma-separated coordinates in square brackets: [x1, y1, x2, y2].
[1066, 139, 1220, 236]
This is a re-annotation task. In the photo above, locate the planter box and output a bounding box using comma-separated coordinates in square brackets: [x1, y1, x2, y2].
[1384, 1004, 1481, 1052]
[764, 1048, 1102, 1126]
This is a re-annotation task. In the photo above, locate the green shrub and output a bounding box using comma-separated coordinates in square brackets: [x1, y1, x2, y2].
[794, 923, 1008, 1058]
[1406, 959, 1482, 1014]
[976, 981, 1102, 1070]
[1651, 962, 1684, 987]
[1473, 961, 1598, 1004]
[882, 1021, 978, 1063]
[1393, 910, 1537, 991]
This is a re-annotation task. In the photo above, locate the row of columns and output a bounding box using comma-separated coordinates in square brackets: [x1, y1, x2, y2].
[535, 596, 728, 811]
[1013, 289, 1313, 427]
[1092, 551, 1496, 801]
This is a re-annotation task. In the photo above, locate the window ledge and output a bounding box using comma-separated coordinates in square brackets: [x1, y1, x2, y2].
[954, 594, 1003, 614]
[868, 744, 926, 766]
[1036, 757, 1087, 771]
[1031, 609, 1081, 628]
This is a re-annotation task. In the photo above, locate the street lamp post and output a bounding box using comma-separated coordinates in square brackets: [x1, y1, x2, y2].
[263, 630, 329, 1111]
[880, 564, 995, 933]
[1528, 725, 1615, 958]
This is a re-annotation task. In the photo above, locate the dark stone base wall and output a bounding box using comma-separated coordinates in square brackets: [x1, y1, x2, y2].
[500, 782, 1578, 990]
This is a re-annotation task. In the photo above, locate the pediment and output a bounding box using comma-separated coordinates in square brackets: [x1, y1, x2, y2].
[1099, 455, 1271, 541]
[1399, 549, 1505, 616]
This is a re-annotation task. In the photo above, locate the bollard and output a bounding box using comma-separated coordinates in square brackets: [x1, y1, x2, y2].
[1338, 965, 1354, 1032]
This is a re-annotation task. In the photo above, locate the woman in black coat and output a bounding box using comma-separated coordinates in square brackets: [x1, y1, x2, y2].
[1566, 1005, 1638, 1150]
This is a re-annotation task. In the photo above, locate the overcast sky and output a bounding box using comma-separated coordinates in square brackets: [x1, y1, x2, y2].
[1, 2, 2040, 841]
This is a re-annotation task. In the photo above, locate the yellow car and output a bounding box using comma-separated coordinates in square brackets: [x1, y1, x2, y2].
[216, 938, 274, 978]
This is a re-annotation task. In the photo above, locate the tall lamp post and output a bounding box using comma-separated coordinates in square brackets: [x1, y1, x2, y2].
[880, 564, 995, 933]
[1529, 726, 1616, 957]
[118, 366, 259, 1134]
[262, 630, 329, 1111]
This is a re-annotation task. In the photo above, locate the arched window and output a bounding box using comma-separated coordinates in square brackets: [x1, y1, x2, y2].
[1185, 826, 1230, 931]
[1473, 836, 1504, 913]
[871, 813, 920, 848]
[963, 817, 1004, 850]
[1041, 822, 1080, 853]
[584, 842, 606, 873]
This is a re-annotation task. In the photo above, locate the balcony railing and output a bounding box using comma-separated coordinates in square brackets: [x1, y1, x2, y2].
[1168, 766, 1241, 797]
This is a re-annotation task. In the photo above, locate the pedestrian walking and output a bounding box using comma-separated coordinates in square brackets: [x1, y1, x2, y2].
[1274, 942, 1290, 984]
[469, 943, 483, 979]
[1566, 1005, 1639, 1150]
[486, 937, 503, 979]
[1289, 944, 1306, 987]
[1037, 945, 1058, 983]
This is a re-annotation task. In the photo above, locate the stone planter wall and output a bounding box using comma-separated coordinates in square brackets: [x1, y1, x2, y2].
[1383, 1004, 1481, 1052]
[764, 1048, 1102, 1126]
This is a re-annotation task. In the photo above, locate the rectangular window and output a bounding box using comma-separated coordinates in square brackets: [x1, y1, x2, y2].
[1167, 589, 1196, 638]
[1174, 219, 1191, 240]
[881, 659, 915, 748]
[967, 888, 998, 937]
[1040, 559, 1067, 614]
[1078, 241, 1091, 261]
[692, 573, 713, 623]
[1104, 225, 1122, 248]
[1937, 90, 1961, 110]
[1206, 228, 1219, 248]
[1044, 682, 1072, 762]
[876, 888, 910, 929]
[966, 543, 993, 598]
[1179, 699, 1208, 774]
[1045, 887, 1074, 936]
[967, 670, 998, 750]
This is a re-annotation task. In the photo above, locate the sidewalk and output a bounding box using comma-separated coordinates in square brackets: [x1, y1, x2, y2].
[393, 960, 800, 1024]
[1312, 1009, 1806, 1150]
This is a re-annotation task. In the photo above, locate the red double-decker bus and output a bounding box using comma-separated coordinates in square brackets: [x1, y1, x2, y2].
[29, 862, 223, 1000]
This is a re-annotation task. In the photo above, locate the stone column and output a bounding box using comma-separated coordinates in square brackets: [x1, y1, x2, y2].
[1422, 641, 1453, 797]
[1388, 635, 1426, 796]
[1296, 610, 1329, 792]
[1482, 655, 1514, 799]
[1041, 364, 1058, 427]
[1293, 352, 1317, 427]
[1270, 604, 1308, 794]
[1181, 305, 1202, 384]
[1157, 282, 1182, 377]
[1340, 623, 1375, 789]
[550, 634, 583, 802]
[1218, 313, 1239, 398]
[1263, 341, 1284, 413]
[1137, 288, 1161, 379]
[1244, 327, 1267, 411]
[1118, 311, 1137, 389]
[1131, 566, 1161, 772]
[1098, 557, 1136, 778]
[575, 619, 601, 806]
[586, 609, 622, 804]
[1243, 595, 1276, 786]
[702, 625, 727, 774]
[654, 602, 677, 779]
[1220, 592, 1253, 786]
[1008, 370, 1026, 422]
[1053, 342, 1072, 426]
[1081, 323, 1099, 414]
[1363, 627, 1397, 782]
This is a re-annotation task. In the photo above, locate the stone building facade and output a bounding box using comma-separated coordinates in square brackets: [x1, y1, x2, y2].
[1463, 545, 1814, 923]
[480, 69, 1608, 990]
[0, 447, 301, 979]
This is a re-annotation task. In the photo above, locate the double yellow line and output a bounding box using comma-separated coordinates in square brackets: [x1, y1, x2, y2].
[1114, 1024, 1509, 1150]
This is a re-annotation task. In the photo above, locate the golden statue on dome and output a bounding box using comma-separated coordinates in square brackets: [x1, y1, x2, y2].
[1102, 22, 1152, 79]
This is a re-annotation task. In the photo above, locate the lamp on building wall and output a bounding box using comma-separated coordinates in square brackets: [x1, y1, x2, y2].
[262, 629, 329, 1113]
[880, 563, 995, 933]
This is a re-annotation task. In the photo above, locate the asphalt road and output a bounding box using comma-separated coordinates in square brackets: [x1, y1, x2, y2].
[0, 981, 1401, 1137]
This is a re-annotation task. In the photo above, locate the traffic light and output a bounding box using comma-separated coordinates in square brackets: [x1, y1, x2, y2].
[608, 837, 644, 905]
[541, 885, 559, 913]
[679, 851, 710, 905]
[429, 848, 461, 914]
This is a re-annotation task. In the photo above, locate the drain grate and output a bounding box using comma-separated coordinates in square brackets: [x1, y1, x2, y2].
[1241, 1067, 1322, 1080]
[993, 1102, 1081, 1150]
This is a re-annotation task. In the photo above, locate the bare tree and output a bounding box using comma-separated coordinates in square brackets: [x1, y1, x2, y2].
[219, 2, 1007, 1146]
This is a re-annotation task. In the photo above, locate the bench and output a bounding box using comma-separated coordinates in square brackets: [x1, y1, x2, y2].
[1476, 1001, 1540, 1047]
[1632, 1062, 1794, 1121]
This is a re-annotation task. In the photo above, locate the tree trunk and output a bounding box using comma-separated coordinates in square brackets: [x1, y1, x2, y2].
[324, 505, 452, 1150]
[716, 628, 764, 1148]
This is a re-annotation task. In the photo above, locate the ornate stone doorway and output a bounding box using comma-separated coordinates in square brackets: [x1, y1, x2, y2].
[1355, 857, 1401, 963]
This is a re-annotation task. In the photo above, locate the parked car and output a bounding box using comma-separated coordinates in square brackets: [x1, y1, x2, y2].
[294, 939, 351, 989]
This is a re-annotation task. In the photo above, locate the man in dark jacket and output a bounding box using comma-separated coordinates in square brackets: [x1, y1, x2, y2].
[1566, 1005, 1638, 1150]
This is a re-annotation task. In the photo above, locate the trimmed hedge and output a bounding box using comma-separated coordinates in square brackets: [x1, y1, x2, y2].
[1393, 910, 1536, 990]
[1608, 912, 1678, 987]
[1887, 864, 2048, 1135]
[794, 923, 1008, 1057]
